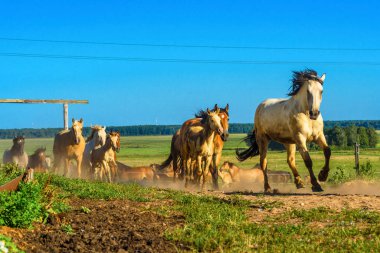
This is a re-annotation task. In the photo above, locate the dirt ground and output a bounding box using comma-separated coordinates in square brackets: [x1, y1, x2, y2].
[0, 198, 186, 253]
[1, 180, 380, 252]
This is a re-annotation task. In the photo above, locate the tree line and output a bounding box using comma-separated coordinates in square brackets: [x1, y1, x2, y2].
[0, 121, 378, 146]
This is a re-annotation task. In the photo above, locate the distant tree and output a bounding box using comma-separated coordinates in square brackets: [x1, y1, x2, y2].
[367, 127, 378, 148]
[357, 127, 369, 147]
[330, 126, 347, 147]
[345, 125, 358, 146]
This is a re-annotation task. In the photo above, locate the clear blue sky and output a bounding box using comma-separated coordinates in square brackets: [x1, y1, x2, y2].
[0, 0, 379, 129]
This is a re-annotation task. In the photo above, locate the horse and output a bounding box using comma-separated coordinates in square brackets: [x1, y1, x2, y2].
[218, 162, 263, 185]
[160, 129, 183, 181]
[91, 131, 120, 182]
[3, 136, 28, 168]
[117, 165, 155, 182]
[110, 131, 121, 181]
[219, 162, 292, 186]
[28, 147, 49, 172]
[82, 125, 107, 173]
[236, 69, 330, 192]
[160, 104, 229, 189]
[195, 104, 229, 189]
[181, 108, 225, 190]
[53, 118, 86, 178]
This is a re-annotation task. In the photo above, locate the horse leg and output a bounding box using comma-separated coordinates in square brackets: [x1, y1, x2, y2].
[284, 144, 304, 189]
[315, 135, 331, 182]
[76, 155, 83, 179]
[184, 157, 191, 188]
[257, 136, 271, 193]
[64, 158, 70, 177]
[202, 155, 212, 192]
[210, 153, 220, 190]
[296, 135, 323, 192]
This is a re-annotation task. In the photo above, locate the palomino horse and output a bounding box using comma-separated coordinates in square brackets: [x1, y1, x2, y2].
[53, 118, 86, 178]
[3, 136, 28, 168]
[195, 104, 229, 189]
[91, 131, 120, 182]
[161, 104, 229, 189]
[28, 147, 49, 172]
[181, 108, 225, 190]
[236, 69, 330, 192]
[82, 125, 107, 173]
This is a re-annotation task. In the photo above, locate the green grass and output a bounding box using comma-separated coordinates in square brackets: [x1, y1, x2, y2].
[45, 176, 380, 252]
[0, 234, 24, 253]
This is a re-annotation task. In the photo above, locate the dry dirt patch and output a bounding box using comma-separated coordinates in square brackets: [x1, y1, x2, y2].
[1, 198, 186, 253]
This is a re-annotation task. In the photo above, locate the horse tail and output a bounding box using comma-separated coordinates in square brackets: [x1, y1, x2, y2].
[236, 130, 260, 161]
[160, 154, 172, 170]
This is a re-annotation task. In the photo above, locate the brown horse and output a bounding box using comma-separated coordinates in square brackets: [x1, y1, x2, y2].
[116, 161, 155, 182]
[53, 118, 85, 178]
[236, 69, 330, 192]
[161, 104, 229, 189]
[180, 108, 224, 190]
[3, 136, 28, 168]
[91, 131, 119, 182]
[28, 147, 49, 172]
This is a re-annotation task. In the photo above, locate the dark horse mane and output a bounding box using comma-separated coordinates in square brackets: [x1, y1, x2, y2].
[195, 105, 229, 124]
[288, 69, 324, 96]
[32, 147, 46, 155]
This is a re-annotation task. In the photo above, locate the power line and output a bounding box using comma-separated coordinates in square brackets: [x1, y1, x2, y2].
[0, 36, 379, 52]
[1, 51, 380, 66]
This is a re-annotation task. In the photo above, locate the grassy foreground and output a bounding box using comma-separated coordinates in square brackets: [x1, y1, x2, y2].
[9, 174, 380, 251]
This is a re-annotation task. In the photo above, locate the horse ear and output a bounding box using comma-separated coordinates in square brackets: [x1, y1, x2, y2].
[215, 108, 220, 114]
[72, 118, 75, 123]
[207, 108, 211, 114]
[213, 104, 218, 111]
[320, 73, 326, 83]
[225, 103, 229, 112]
[79, 118, 83, 123]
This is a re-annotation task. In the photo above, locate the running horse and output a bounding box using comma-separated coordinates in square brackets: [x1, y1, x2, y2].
[3, 136, 28, 168]
[53, 118, 86, 178]
[160, 104, 229, 189]
[180, 108, 225, 190]
[236, 69, 331, 192]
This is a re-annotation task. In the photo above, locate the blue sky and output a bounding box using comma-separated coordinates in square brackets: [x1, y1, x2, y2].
[0, 0, 379, 128]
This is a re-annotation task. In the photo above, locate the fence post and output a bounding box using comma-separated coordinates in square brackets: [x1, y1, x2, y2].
[63, 103, 69, 130]
[355, 142, 360, 175]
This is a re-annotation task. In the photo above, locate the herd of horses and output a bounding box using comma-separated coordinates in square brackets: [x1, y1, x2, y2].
[2, 69, 331, 193]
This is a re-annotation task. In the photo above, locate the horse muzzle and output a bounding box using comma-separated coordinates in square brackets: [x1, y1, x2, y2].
[309, 110, 320, 120]
[221, 132, 229, 142]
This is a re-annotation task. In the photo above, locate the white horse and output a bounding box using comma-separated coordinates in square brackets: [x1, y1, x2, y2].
[236, 69, 330, 192]
[82, 125, 107, 172]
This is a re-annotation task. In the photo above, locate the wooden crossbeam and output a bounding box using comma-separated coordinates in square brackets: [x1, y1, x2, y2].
[0, 99, 88, 104]
[0, 98, 89, 129]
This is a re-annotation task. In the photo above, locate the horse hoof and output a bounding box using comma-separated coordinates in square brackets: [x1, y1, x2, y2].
[318, 170, 329, 182]
[295, 177, 305, 189]
[312, 185, 324, 192]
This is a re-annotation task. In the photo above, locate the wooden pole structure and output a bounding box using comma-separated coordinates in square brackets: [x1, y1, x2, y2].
[355, 142, 360, 175]
[0, 99, 88, 129]
[63, 103, 69, 130]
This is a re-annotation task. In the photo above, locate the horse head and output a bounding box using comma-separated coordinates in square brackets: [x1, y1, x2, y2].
[206, 107, 224, 137]
[71, 118, 84, 144]
[214, 103, 230, 141]
[289, 70, 325, 120]
[109, 130, 120, 152]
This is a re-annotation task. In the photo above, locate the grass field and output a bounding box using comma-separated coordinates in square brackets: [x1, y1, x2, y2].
[1, 134, 380, 252]
[1, 134, 379, 178]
